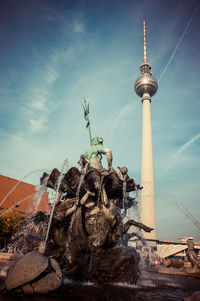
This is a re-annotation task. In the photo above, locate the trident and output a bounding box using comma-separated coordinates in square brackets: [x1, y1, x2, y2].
[82, 99, 92, 145]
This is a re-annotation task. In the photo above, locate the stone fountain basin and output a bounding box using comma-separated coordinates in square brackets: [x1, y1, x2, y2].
[1, 266, 200, 300]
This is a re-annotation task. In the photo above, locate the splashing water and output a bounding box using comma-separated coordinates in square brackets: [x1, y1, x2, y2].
[157, 186, 200, 231]
[122, 180, 127, 208]
[129, 189, 148, 248]
[7, 212, 49, 252]
[121, 180, 127, 219]
[135, 188, 142, 221]
[31, 175, 50, 214]
[66, 172, 86, 241]
[0, 168, 47, 207]
[0, 175, 50, 218]
[125, 188, 140, 221]
[97, 175, 104, 208]
[45, 159, 69, 243]
[93, 175, 104, 225]
[75, 173, 85, 207]
[0, 193, 35, 218]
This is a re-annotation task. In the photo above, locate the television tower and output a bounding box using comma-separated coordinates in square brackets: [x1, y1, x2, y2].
[134, 21, 158, 240]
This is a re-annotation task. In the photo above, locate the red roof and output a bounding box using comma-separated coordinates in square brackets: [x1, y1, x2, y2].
[0, 175, 50, 214]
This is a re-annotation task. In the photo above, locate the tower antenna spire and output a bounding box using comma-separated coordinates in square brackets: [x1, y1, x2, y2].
[143, 20, 147, 63]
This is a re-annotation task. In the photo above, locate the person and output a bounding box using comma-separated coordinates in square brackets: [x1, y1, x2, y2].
[164, 259, 170, 268]
[1, 246, 8, 252]
[186, 240, 200, 273]
[145, 254, 150, 266]
[84, 136, 113, 170]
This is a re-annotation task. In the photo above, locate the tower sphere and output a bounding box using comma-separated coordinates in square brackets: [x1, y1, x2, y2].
[134, 63, 158, 98]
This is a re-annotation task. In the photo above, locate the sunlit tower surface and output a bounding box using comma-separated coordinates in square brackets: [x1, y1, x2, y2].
[134, 21, 158, 240]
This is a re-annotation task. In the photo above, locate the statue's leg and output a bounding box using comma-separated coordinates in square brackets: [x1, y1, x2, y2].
[123, 220, 153, 234]
[65, 204, 76, 215]
[80, 190, 95, 205]
[101, 185, 109, 206]
[102, 199, 115, 218]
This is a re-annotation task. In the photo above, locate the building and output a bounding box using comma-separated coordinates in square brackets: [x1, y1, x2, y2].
[0, 175, 50, 215]
[156, 237, 200, 259]
[134, 21, 158, 240]
[129, 236, 200, 260]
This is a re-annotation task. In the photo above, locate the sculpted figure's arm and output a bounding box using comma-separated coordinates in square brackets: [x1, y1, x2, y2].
[101, 185, 109, 206]
[84, 137, 113, 170]
[103, 147, 113, 170]
[55, 192, 62, 206]
[65, 190, 95, 215]
[80, 190, 95, 205]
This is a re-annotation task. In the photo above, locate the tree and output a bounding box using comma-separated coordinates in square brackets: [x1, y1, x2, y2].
[0, 209, 25, 237]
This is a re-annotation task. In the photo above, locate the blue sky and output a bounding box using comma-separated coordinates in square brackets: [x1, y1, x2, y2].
[0, 0, 200, 241]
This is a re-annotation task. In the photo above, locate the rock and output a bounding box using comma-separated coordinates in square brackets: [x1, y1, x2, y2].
[6, 251, 48, 290]
[32, 271, 62, 294]
[188, 291, 200, 301]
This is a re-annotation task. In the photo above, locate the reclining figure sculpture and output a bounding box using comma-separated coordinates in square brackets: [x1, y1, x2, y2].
[185, 240, 200, 274]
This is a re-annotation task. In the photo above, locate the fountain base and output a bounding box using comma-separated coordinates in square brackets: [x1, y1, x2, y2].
[1, 269, 200, 300]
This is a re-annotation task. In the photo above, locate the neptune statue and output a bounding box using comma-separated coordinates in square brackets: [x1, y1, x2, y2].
[4, 101, 153, 295]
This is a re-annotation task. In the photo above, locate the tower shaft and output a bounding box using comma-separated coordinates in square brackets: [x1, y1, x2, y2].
[134, 21, 158, 242]
[140, 93, 156, 240]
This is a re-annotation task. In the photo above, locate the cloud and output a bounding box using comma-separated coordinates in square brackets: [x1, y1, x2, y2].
[29, 118, 47, 133]
[73, 20, 84, 33]
[30, 90, 49, 111]
[19, 50, 64, 133]
[158, 2, 200, 82]
[107, 103, 135, 140]
[0, 131, 61, 182]
[45, 67, 59, 85]
[177, 133, 200, 155]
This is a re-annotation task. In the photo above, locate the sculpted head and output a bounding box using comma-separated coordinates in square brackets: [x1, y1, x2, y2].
[188, 241, 194, 250]
[91, 136, 103, 146]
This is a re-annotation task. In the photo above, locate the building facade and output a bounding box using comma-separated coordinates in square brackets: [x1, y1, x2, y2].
[0, 175, 50, 215]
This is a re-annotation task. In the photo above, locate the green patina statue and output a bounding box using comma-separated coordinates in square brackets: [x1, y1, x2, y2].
[84, 136, 113, 170]
[82, 100, 113, 171]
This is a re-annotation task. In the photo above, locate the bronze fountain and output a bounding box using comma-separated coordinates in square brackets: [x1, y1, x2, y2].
[4, 101, 153, 295]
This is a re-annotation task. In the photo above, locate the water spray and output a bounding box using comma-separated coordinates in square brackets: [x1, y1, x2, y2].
[0, 193, 35, 218]
[39, 159, 69, 254]
[158, 186, 200, 231]
[0, 168, 47, 207]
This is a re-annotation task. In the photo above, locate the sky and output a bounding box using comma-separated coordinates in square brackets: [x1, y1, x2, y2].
[0, 0, 200, 241]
